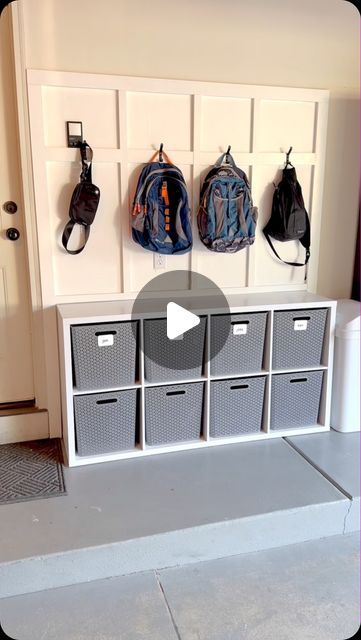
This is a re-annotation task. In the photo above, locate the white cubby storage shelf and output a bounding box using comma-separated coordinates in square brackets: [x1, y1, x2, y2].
[57, 291, 336, 467]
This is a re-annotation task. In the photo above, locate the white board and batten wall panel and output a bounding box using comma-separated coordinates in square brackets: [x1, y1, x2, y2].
[127, 91, 192, 151]
[26, 71, 329, 436]
[257, 99, 316, 153]
[42, 86, 120, 149]
[200, 97, 252, 153]
[27, 71, 329, 304]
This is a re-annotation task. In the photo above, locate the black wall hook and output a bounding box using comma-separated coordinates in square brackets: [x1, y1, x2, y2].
[159, 143, 164, 162]
[285, 146, 293, 167]
[225, 145, 231, 162]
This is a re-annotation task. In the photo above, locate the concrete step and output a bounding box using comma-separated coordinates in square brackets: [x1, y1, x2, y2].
[0, 437, 357, 599]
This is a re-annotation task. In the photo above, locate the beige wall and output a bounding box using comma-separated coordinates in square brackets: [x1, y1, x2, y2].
[21, 0, 359, 298]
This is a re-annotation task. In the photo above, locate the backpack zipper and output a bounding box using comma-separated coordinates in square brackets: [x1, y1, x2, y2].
[145, 175, 188, 204]
[135, 168, 185, 203]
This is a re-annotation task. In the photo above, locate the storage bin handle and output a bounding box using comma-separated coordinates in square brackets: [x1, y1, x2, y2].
[231, 320, 249, 325]
[166, 390, 186, 396]
[95, 330, 117, 336]
[290, 378, 308, 383]
[230, 384, 249, 390]
[292, 316, 310, 322]
[96, 398, 118, 404]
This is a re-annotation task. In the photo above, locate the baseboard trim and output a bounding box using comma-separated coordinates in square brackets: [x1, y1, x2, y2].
[0, 410, 49, 444]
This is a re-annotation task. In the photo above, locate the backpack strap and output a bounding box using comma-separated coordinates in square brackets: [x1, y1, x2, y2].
[62, 219, 91, 255]
[148, 149, 173, 164]
[263, 227, 310, 267]
[299, 209, 311, 257]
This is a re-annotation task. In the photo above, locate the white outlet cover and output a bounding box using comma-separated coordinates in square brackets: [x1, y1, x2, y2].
[154, 254, 167, 269]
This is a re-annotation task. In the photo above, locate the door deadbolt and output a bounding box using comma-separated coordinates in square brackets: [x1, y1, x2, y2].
[3, 201, 18, 214]
[6, 228, 20, 241]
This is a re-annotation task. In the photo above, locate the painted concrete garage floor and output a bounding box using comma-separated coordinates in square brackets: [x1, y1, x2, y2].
[0, 438, 350, 562]
[286, 431, 360, 499]
[0, 533, 359, 640]
[0, 433, 359, 598]
[286, 430, 360, 532]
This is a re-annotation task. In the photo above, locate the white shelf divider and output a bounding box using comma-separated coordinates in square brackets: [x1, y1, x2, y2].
[139, 318, 146, 450]
[271, 365, 328, 375]
[73, 383, 141, 396]
[210, 370, 269, 381]
[203, 314, 211, 442]
[144, 376, 207, 388]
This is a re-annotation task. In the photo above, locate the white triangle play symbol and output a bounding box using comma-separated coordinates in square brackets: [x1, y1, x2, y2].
[167, 302, 200, 340]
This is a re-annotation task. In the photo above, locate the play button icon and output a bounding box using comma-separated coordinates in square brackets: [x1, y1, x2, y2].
[167, 302, 200, 340]
[131, 270, 230, 376]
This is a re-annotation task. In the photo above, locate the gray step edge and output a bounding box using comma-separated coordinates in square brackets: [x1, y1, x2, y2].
[0, 499, 351, 599]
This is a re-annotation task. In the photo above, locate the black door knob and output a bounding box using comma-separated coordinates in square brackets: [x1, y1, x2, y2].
[6, 228, 20, 241]
[3, 201, 18, 214]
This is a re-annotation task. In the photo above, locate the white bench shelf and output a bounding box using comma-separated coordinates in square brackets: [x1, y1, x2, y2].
[57, 291, 336, 467]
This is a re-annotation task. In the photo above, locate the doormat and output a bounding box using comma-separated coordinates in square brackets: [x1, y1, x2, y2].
[0, 439, 66, 505]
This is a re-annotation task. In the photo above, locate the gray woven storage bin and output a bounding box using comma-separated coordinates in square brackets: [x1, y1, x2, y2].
[270, 370, 324, 430]
[144, 317, 206, 382]
[74, 389, 138, 456]
[145, 382, 204, 446]
[71, 321, 138, 390]
[210, 313, 267, 376]
[272, 308, 328, 370]
[210, 376, 266, 437]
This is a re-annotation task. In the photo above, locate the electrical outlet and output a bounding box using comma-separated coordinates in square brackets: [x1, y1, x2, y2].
[154, 254, 167, 270]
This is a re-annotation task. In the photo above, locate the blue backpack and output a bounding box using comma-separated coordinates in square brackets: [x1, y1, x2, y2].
[132, 153, 192, 255]
[198, 152, 258, 253]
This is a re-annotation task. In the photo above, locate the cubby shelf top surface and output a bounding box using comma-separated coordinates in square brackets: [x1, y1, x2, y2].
[58, 291, 335, 323]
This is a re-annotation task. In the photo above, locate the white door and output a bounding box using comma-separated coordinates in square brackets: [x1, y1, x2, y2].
[0, 7, 34, 405]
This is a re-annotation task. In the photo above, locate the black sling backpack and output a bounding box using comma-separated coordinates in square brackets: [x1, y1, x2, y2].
[62, 141, 100, 254]
[263, 155, 310, 267]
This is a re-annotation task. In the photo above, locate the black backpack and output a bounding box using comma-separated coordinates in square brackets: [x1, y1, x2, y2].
[263, 161, 310, 267]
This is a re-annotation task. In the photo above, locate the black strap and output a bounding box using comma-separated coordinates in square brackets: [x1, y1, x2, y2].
[62, 141, 94, 254]
[61, 219, 90, 255]
[80, 141, 93, 182]
[263, 229, 310, 267]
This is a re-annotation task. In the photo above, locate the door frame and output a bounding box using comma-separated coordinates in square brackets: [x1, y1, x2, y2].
[4, 3, 49, 429]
